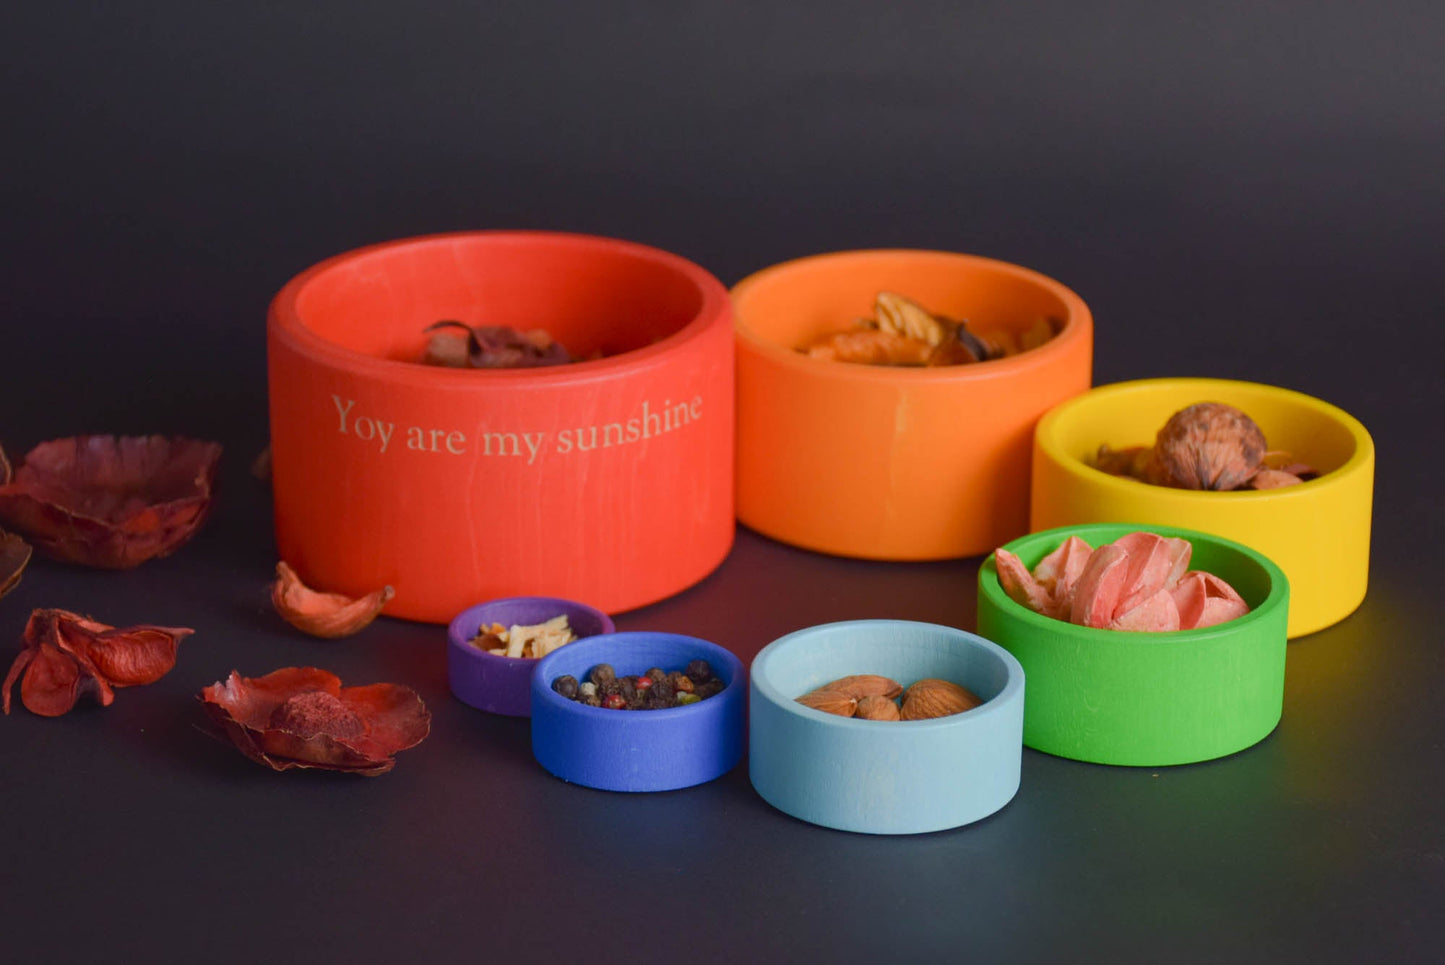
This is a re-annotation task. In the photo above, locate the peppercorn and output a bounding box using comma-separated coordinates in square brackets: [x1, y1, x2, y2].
[652, 680, 675, 702]
[619, 678, 637, 701]
[646, 667, 666, 683]
[602, 693, 627, 710]
[634, 675, 653, 691]
[552, 675, 579, 699]
[675, 692, 700, 706]
[589, 664, 616, 686]
[686, 659, 713, 683]
[668, 671, 694, 693]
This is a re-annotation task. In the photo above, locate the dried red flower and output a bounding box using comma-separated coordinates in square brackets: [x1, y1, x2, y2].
[2, 608, 193, 716]
[200, 667, 430, 776]
[0, 435, 223, 569]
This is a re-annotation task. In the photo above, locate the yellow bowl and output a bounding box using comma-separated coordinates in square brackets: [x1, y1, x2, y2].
[1031, 378, 1374, 637]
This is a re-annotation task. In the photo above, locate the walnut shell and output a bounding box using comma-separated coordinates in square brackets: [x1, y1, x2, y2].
[1150, 402, 1267, 491]
[899, 678, 983, 720]
[795, 688, 858, 717]
[854, 694, 902, 721]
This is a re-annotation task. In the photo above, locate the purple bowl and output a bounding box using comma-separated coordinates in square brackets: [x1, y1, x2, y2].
[447, 596, 615, 716]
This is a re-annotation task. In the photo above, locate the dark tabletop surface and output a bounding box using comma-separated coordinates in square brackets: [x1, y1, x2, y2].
[2, 3, 1441, 963]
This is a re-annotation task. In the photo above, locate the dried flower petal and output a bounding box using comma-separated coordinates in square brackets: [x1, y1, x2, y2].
[199, 666, 430, 775]
[0, 435, 222, 569]
[270, 561, 394, 638]
[3, 608, 191, 716]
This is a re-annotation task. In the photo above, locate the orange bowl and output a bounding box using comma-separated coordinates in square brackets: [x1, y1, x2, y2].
[732, 249, 1093, 559]
[267, 231, 734, 624]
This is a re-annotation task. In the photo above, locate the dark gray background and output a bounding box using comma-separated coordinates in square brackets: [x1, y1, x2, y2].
[2, 3, 1441, 963]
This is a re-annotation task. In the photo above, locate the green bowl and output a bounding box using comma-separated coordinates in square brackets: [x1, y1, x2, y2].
[977, 522, 1289, 766]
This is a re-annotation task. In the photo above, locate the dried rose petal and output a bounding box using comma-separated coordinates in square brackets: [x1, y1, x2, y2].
[271, 561, 394, 638]
[2, 608, 191, 716]
[0, 435, 222, 569]
[199, 666, 430, 776]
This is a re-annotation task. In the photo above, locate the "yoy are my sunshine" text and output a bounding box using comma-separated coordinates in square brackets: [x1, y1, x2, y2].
[331, 393, 703, 464]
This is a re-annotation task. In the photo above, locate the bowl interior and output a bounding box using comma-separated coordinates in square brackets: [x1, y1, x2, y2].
[534, 633, 741, 713]
[1042, 379, 1367, 483]
[291, 233, 707, 363]
[450, 596, 613, 658]
[753, 621, 1017, 716]
[733, 250, 1079, 356]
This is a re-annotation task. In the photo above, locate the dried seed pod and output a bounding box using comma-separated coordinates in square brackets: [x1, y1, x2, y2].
[854, 694, 902, 721]
[825, 674, 904, 700]
[795, 687, 859, 717]
[0, 435, 222, 569]
[200, 666, 430, 776]
[1150, 403, 1268, 491]
[3, 608, 192, 716]
[270, 561, 393, 639]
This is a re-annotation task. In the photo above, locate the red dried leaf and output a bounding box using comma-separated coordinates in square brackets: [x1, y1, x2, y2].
[0, 435, 222, 569]
[3, 608, 191, 716]
[200, 667, 430, 776]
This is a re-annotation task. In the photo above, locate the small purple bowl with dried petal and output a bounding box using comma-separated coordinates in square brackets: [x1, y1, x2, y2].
[447, 596, 615, 716]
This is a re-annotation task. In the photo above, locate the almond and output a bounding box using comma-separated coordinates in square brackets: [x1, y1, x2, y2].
[854, 694, 901, 721]
[795, 688, 858, 717]
[826, 674, 904, 701]
[899, 678, 983, 720]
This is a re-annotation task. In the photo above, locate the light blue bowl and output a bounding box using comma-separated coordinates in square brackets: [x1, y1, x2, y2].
[749, 620, 1025, 835]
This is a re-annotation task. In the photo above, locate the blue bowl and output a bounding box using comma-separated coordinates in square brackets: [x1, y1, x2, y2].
[749, 620, 1025, 834]
[530, 632, 745, 792]
[447, 596, 614, 716]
